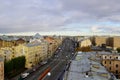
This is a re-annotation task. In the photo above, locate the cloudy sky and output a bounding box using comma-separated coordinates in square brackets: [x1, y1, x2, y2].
[0, 0, 120, 34]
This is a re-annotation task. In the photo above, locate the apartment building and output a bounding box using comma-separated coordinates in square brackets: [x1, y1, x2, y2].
[0, 35, 25, 48]
[102, 54, 120, 79]
[79, 38, 92, 47]
[92, 36, 108, 46]
[107, 37, 120, 50]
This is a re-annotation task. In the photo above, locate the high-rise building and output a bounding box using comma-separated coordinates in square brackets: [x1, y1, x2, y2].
[107, 37, 120, 50]
[93, 36, 108, 46]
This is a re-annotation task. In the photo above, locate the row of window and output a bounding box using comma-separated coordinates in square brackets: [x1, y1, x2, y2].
[109, 67, 119, 74]
[104, 56, 118, 59]
[104, 61, 119, 68]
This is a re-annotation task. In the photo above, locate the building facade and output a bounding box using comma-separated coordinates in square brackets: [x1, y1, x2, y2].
[102, 54, 120, 79]
[93, 36, 108, 46]
[79, 39, 92, 47]
[0, 56, 4, 80]
[23, 41, 48, 68]
[107, 37, 120, 50]
[44, 36, 61, 58]
[0, 36, 25, 49]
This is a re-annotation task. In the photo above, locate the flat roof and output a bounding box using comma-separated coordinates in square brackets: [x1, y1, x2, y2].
[66, 52, 111, 80]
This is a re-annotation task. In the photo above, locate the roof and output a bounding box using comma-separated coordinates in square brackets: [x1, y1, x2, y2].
[44, 37, 55, 43]
[0, 35, 20, 41]
[25, 41, 41, 47]
[33, 33, 43, 39]
[66, 52, 111, 80]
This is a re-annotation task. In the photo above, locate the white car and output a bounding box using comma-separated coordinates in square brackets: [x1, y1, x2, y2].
[21, 73, 29, 78]
[41, 61, 47, 65]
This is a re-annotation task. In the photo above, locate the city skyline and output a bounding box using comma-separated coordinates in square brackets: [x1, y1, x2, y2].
[0, 0, 120, 34]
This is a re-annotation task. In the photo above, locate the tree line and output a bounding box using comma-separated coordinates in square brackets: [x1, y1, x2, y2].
[4, 56, 26, 76]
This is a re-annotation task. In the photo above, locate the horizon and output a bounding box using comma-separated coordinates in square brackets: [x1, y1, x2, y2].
[0, 31, 120, 36]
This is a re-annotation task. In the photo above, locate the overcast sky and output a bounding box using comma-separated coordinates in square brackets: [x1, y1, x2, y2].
[0, 0, 120, 34]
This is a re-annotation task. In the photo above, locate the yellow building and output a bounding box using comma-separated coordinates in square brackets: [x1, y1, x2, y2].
[107, 37, 120, 50]
[23, 41, 48, 68]
[79, 38, 92, 47]
[0, 40, 48, 69]
[44, 37, 61, 58]
[0, 47, 14, 61]
[94, 36, 108, 46]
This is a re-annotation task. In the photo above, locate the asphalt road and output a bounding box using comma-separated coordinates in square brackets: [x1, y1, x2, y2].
[25, 38, 76, 80]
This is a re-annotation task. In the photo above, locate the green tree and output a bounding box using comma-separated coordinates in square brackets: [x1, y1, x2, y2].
[117, 47, 120, 53]
[4, 56, 26, 75]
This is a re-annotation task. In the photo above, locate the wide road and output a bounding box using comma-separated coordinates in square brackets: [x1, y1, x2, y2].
[25, 38, 75, 80]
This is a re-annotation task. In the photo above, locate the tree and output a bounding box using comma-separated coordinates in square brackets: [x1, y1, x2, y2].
[117, 47, 120, 53]
[4, 56, 26, 75]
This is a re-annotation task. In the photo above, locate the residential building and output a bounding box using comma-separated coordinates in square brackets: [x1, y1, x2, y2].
[0, 56, 4, 80]
[93, 36, 108, 46]
[101, 54, 120, 79]
[0, 41, 48, 69]
[23, 41, 48, 68]
[44, 36, 61, 58]
[107, 37, 120, 50]
[0, 47, 14, 61]
[79, 38, 92, 47]
[0, 35, 25, 48]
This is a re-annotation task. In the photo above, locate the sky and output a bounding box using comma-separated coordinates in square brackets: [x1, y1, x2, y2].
[0, 0, 120, 35]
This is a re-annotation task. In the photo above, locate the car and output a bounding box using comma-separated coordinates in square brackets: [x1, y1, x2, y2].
[21, 73, 29, 78]
[41, 61, 47, 65]
[58, 48, 61, 50]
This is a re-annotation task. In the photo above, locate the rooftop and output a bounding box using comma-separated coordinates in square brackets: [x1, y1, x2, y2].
[66, 52, 112, 80]
[25, 41, 41, 47]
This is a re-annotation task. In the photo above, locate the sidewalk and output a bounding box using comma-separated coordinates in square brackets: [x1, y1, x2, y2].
[10, 64, 41, 80]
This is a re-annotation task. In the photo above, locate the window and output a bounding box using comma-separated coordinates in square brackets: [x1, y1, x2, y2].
[109, 67, 111, 70]
[116, 64, 118, 68]
[116, 70, 118, 74]
[110, 56, 111, 59]
[116, 57, 118, 59]
[109, 61, 111, 64]
[105, 56, 106, 59]
[104, 61, 106, 64]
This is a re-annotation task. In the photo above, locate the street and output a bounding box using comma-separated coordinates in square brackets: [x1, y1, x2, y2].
[20, 38, 76, 80]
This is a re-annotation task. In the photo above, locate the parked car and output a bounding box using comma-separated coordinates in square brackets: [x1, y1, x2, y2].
[41, 61, 47, 65]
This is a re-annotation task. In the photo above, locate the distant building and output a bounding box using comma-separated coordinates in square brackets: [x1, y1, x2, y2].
[107, 37, 120, 50]
[93, 36, 108, 46]
[44, 36, 62, 58]
[0, 35, 25, 48]
[0, 56, 4, 80]
[91, 36, 120, 50]
[79, 38, 92, 47]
